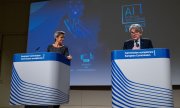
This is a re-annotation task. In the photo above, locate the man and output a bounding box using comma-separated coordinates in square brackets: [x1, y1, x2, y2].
[123, 24, 153, 50]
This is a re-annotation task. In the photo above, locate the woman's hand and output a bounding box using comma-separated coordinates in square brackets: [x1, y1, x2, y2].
[67, 55, 72, 60]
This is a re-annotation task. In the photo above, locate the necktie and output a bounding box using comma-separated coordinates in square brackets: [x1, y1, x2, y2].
[135, 40, 139, 47]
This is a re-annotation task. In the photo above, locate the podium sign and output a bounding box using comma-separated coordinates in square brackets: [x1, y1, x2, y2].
[111, 48, 173, 108]
[9, 52, 70, 105]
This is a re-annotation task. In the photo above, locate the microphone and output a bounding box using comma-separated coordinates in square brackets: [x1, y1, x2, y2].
[135, 40, 139, 47]
[35, 47, 40, 52]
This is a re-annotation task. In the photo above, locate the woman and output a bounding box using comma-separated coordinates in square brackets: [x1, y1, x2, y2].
[25, 31, 71, 108]
[47, 31, 72, 60]
[47, 31, 72, 108]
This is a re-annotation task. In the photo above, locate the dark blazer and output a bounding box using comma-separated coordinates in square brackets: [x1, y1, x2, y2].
[123, 38, 153, 50]
[47, 45, 69, 57]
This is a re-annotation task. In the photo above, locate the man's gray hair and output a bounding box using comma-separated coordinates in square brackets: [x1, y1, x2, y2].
[54, 31, 65, 39]
[129, 24, 143, 33]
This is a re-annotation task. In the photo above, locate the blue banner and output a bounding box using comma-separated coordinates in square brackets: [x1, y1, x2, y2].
[13, 52, 70, 65]
[111, 48, 170, 60]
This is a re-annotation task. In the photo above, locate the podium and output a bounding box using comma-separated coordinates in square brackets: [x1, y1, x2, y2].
[111, 48, 174, 108]
[9, 52, 70, 105]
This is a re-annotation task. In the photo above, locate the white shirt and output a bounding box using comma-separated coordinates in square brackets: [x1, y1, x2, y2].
[133, 39, 140, 50]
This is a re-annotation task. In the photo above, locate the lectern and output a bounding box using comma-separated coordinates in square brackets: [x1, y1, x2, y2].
[111, 48, 173, 108]
[9, 52, 70, 105]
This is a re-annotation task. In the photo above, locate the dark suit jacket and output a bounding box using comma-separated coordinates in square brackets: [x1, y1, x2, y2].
[123, 38, 153, 50]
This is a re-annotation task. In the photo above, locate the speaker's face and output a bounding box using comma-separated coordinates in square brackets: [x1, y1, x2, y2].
[130, 28, 142, 40]
[56, 34, 65, 44]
